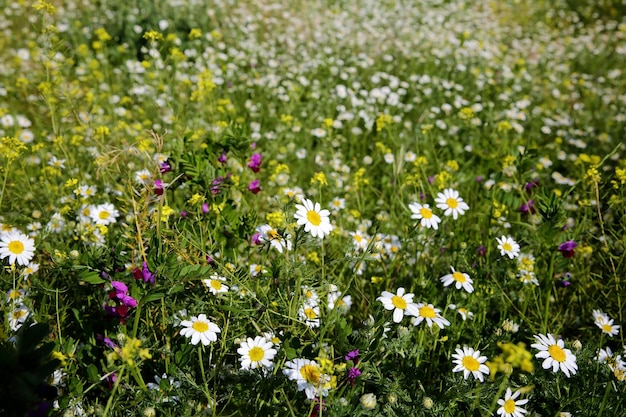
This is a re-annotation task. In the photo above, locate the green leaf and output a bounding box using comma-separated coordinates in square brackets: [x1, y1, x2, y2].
[87, 364, 100, 383]
[168, 283, 185, 294]
[80, 270, 106, 285]
[141, 292, 165, 304]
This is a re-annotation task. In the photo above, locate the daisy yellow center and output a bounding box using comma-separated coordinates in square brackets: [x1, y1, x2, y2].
[601, 323, 614, 333]
[452, 271, 466, 283]
[267, 229, 280, 240]
[248, 346, 265, 362]
[192, 321, 209, 333]
[306, 210, 322, 226]
[462, 356, 480, 371]
[300, 364, 321, 384]
[446, 197, 459, 209]
[354, 235, 363, 242]
[99, 211, 110, 219]
[305, 290, 313, 298]
[8, 289, 19, 299]
[419, 305, 436, 318]
[8, 240, 25, 254]
[548, 344, 566, 362]
[12, 310, 26, 319]
[503, 399, 517, 413]
[419, 207, 433, 219]
[502, 242, 513, 252]
[210, 280, 223, 291]
[304, 307, 317, 319]
[391, 295, 407, 309]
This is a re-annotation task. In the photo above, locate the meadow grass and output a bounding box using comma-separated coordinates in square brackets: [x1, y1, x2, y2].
[1, 0, 626, 416]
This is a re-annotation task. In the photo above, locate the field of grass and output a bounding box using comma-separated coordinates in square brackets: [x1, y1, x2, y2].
[1, 0, 626, 416]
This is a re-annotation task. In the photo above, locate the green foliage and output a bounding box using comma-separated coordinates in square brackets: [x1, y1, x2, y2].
[1, 0, 626, 416]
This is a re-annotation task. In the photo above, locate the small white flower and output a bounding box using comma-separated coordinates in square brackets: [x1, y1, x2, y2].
[0, 230, 35, 266]
[202, 274, 229, 295]
[237, 336, 277, 370]
[451, 346, 490, 382]
[531, 333, 578, 377]
[410, 303, 450, 329]
[440, 266, 474, 293]
[294, 198, 333, 239]
[409, 202, 441, 230]
[496, 388, 529, 417]
[496, 235, 520, 259]
[179, 314, 221, 346]
[377, 287, 419, 323]
[434, 188, 469, 219]
[90, 203, 119, 226]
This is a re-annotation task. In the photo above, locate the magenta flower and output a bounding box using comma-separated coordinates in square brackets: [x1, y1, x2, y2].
[218, 150, 228, 164]
[111, 281, 128, 294]
[133, 261, 155, 285]
[248, 179, 261, 194]
[347, 367, 362, 386]
[154, 179, 165, 196]
[159, 160, 171, 174]
[202, 203, 210, 214]
[248, 153, 262, 173]
[519, 199, 535, 215]
[345, 349, 360, 362]
[558, 240, 577, 258]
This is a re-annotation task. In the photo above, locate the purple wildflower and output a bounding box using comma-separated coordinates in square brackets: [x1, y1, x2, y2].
[248, 179, 261, 194]
[248, 153, 262, 173]
[133, 261, 155, 285]
[558, 240, 577, 258]
[154, 179, 165, 196]
[519, 199, 535, 215]
[347, 367, 362, 386]
[159, 160, 171, 174]
[345, 349, 360, 362]
[218, 150, 228, 164]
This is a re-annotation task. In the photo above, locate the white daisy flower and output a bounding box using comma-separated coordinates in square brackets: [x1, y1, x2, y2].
[256, 224, 292, 253]
[349, 230, 370, 252]
[518, 270, 539, 286]
[0, 230, 35, 266]
[9, 305, 30, 331]
[283, 358, 331, 400]
[202, 274, 229, 295]
[298, 301, 320, 328]
[496, 235, 520, 259]
[6, 288, 26, 303]
[408, 202, 441, 230]
[410, 303, 450, 329]
[294, 198, 333, 239]
[237, 336, 277, 370]
[376, 287, 419, 323]
[496, 388, 529, 417]
[434, 188, 469, 219]
[531, 333, 578, 377]
[329, 197, 345, 212]
[327, 284, 352, 313]
[451, 346, 490, 382]
[179, 314, 221, 346]
[90, 203, 119, 226]
[440, 266, 474, 293]
[593, 311, 620, 337]
[135, 169, 152, 185]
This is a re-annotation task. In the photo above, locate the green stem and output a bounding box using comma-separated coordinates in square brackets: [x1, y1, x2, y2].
[0, 161, 10, 211]
[597, 381, 613, 417]
[541, 253, 556, 333]
[103, 366, 125, 417]
[198, 346, 213, 410]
